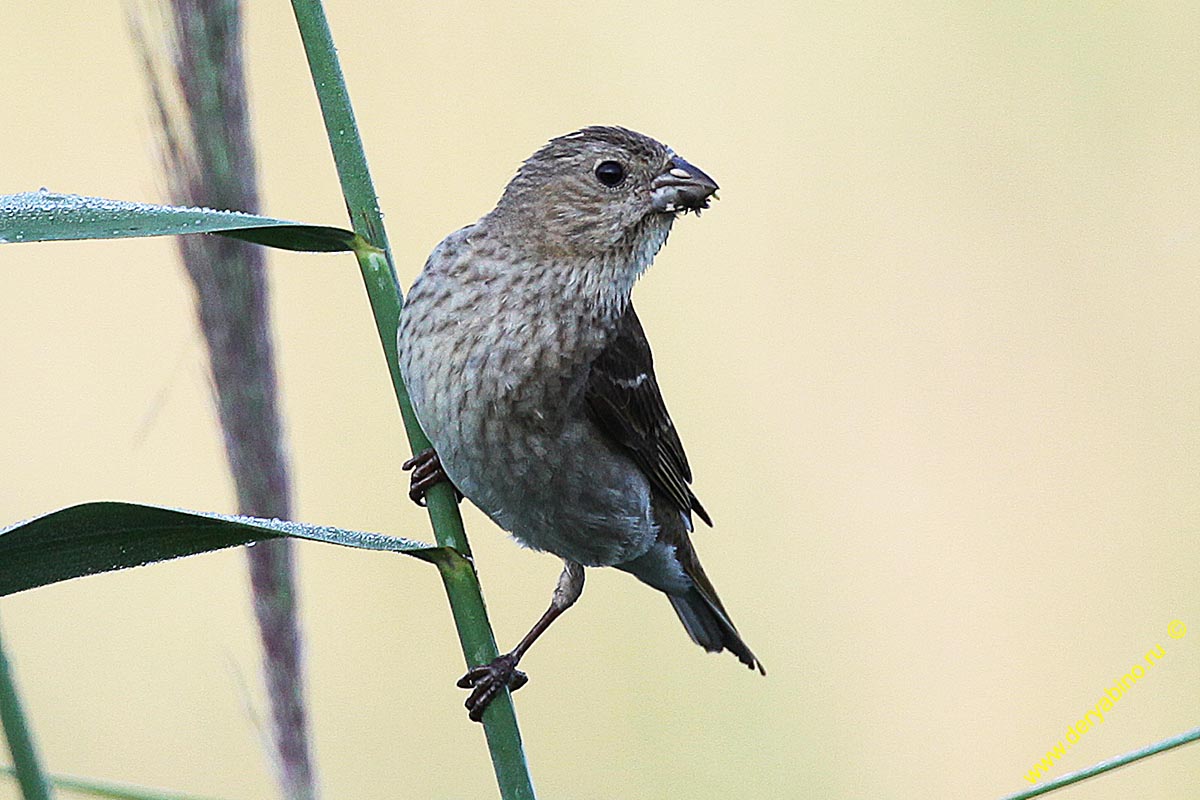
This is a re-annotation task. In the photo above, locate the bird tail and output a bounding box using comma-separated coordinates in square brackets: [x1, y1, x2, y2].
[667, 536, 765, 675]
[617, 519, 765, 674]
[668, 586, 765, 675]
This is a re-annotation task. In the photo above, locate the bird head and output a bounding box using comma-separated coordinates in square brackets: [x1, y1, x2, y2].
[490, 126, 718, 262]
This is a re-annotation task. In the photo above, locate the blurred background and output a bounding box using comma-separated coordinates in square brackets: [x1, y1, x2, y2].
[2, 2, 1199, 798]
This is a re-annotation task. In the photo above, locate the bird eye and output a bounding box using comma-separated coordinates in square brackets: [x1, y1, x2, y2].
[594, 160, 626, 187]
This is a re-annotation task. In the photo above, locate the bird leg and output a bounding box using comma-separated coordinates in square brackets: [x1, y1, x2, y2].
[457, 560, 585, 722]
[402, 447, 463, 506]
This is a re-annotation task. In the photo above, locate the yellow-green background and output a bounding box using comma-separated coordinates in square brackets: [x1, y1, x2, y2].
[2, 2, 1198, 798]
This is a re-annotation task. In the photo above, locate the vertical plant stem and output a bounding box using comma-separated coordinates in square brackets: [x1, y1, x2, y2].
[0, 620, 53, 800]
[287, 2, 535, 798]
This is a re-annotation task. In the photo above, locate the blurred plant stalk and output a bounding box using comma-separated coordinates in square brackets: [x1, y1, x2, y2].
[0, 620, 53, 800]
[131, 2, 317, 798]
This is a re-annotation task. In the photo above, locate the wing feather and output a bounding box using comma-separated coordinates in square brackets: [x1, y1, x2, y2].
[585, 305, 711, 527]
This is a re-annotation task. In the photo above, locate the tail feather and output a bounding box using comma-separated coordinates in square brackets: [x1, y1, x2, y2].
[616, 510, 765, 675]
[669, 588, 765, 674]
[667, 530, 765, 675]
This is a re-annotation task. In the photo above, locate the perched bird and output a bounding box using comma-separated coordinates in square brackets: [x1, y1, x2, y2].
[398, 126, 763, 721]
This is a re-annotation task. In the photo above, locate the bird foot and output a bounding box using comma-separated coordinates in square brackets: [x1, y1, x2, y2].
[456, 653, 529, 722]
[401, 447, 463, 506]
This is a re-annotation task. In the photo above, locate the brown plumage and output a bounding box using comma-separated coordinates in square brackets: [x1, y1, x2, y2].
[398, 126, 763, 721]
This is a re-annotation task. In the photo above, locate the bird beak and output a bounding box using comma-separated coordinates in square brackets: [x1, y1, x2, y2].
[651, 155, 719, 214]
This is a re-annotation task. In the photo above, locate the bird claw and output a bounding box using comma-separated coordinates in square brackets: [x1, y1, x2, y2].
[401, 448, 463, 506]
[456, 654, 529, 722]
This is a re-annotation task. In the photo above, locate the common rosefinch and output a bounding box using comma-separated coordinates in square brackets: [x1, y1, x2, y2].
[398, 126, 763, 721]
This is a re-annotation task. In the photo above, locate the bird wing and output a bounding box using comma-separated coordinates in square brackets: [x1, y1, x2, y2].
[585, 304, 712, 527]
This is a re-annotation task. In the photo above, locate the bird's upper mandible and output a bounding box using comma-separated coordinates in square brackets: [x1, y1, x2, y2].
[650, 154, 719, 215]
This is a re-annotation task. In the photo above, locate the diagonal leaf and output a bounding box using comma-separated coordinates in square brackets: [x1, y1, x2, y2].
[1, 766, 226, 800]
[998, 724, 1200, 800]
[0, 191, 360, 252]
[0, 502, 440, 598]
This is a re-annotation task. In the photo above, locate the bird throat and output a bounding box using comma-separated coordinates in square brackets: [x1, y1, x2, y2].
[482, 215, 673, 430]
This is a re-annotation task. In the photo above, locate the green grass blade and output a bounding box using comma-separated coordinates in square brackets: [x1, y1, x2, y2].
[288, 2, 535, 797]
[0, 191, 357, 252]
[999, 724, 1200, 800]
[0, 502, 440, 598]
[0, 625, 53, 800]
[1, 766, 225, 800]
